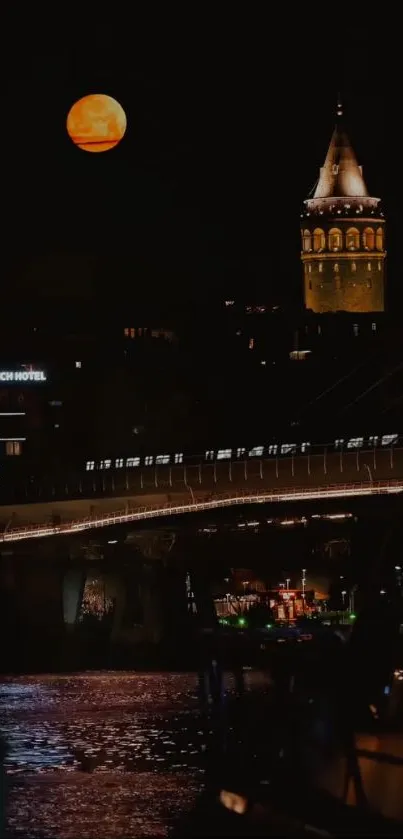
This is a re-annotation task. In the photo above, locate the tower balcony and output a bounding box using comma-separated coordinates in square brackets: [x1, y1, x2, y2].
[303, 196, 382, 219]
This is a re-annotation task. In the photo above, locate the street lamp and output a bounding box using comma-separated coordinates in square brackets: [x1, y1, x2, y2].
[341, 590, 347, 608]
[286, 578, 290, 590]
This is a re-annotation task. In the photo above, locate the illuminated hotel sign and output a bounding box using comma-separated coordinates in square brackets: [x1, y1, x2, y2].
[0, 370, 47, 382]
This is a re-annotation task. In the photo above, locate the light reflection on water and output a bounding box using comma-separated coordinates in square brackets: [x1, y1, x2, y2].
[0, 671, 268, 838]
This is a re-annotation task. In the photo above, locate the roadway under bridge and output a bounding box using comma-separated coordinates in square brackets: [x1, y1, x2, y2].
[0, 446, 402, 543]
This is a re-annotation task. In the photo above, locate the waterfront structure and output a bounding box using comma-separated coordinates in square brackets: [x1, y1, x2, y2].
[301, 100, 386, 314]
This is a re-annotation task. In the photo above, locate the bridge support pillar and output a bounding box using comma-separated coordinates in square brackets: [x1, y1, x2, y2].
[63, 567, 86, 629]
[108, 530, 196, 665]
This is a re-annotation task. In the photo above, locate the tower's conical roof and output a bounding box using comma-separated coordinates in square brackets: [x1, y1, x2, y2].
[313, 100, 368, 199]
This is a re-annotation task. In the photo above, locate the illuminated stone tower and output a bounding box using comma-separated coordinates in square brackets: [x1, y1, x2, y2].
[301, 100, 386, 313]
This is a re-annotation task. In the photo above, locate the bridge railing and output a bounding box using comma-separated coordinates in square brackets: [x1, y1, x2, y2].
[1, 479, 403, 543]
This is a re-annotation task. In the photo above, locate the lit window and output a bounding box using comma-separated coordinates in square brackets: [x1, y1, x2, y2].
[145, 455, 154, 466]
[378, 261, 382, 271]
[205, 450, 215, 461]
[115, 458, 124, 468]
[347, 437, 364, 449]
[156, 454, 170, 465]
[75, 361, 82, 368]
[126, 457, 140, 467]
[302, 229, 312, 251]
[217, 449, 232, 460]
[281, 443, 297, 455]
[124, 328, 129, 336]
[334, 439, 344, 449]
[6, 441, 21, 456]
[319, 262, 323, 273]
[86, 460, 95, 471]
[351, 262, 356, 272]
[328, 228, 342, 251]
[268, 445, 278, 455]
[130, 328, 135, 338]
[174, 452, 183, 464]
[375, 227, 383, 250]
[313, 228, 325, 251]
[99, 460, 105, 469]
[236, 447, 246, 458]
[249, 446, 264, 457]
[381, 434, 398, 447]
[372, 322, 377, 332]
[367, 262, 372, 271]
[353, 323, 359, 337]
[104, 459, 111, 469]
[368, 436, 379, 447]
[334, 263, 339, 273]
[224, 300, 235, 306]
[308, 264, 312, 273]
[300, 442, 311, 453]
[346, 227, 360, 250]
[363, 227, 375, 250]
[49, 400, 62, 406]
[249, 338, 254, 350]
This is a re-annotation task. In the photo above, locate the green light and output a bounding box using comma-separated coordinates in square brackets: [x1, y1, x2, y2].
[238, 617, 246, 626]
[350, 613, 356, 620]
[266, 624, 272, 629]
[219, 618, 228, 625]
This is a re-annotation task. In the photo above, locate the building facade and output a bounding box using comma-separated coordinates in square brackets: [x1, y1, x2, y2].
[301, 102, 386, 314]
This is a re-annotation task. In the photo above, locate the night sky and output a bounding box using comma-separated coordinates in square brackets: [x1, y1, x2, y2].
[4, 13, 400, 316]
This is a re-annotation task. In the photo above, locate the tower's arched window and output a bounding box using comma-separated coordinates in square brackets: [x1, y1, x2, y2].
[334, 263, 339, 273]
[363, 227, 375, 250]
[375, 227, 383, 250]
[313, 228, 325, 252]
[346, 227, 360, 250]
[328, 228, 342, 251]
[302, 229, 312, 251]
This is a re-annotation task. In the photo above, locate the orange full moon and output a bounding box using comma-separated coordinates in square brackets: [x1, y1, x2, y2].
[66, 94, 127, 153]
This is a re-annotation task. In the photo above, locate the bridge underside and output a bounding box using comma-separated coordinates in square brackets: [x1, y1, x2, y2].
[0, 529, 216, 672]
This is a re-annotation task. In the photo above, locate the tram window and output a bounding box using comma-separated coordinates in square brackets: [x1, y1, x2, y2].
[268, 445, 278, 455]
[334, 439, 344, 449]
[381, 434, 398, 446]
[103, 459, 111, 469]
[281, 443, 297, 455]
[86, 461, 95, 471]
[205, 450, 215, 461]
[174, 452, 184, 464]
[156, 454, 170, 465]
[217, 449, 232, 460]
[347, 438, 364, 449]
[236, 447, 246, 458]
[368, 436, 379, 447]
[145, 455, 154, 466]
[126, 457, 140, 467]
[300, 442, 311, 453]
[249, 446, 264, 457]
[115, 458, 124, 468]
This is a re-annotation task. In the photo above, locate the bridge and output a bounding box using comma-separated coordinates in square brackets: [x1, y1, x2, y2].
[1, 438, 402, 673]
[1, 440, 402, 543]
